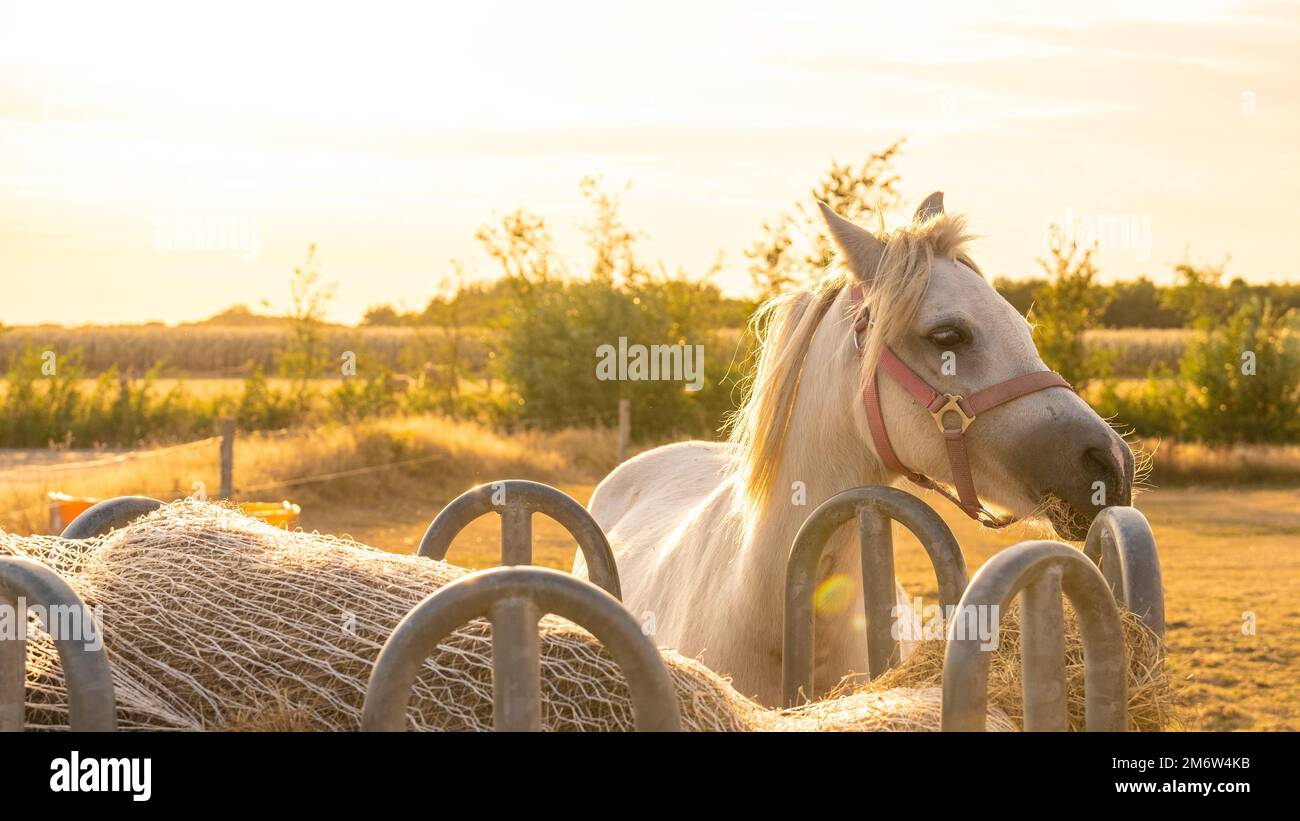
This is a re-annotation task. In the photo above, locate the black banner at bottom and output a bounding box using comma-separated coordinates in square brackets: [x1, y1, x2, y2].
[0, 730, 1282, 809]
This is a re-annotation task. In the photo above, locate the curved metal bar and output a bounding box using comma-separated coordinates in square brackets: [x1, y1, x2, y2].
[782, 485, 969, 707]
[417, 480, 621, 599]
[0, 557, 117, 731]
[1083, 507, 1165, 638]
[362, 566, 680, 732]
[60, 496, 163, 540]
[941, 541, 1127, 732]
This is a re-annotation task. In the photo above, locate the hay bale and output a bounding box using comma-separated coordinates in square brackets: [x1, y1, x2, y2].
[1, 502, 1168, 731]
[5, 504, 768, 731]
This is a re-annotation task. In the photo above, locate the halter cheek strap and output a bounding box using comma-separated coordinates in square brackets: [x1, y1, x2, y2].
[848, 285, 1072, 528]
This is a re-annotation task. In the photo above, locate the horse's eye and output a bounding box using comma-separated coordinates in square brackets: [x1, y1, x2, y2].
[927, 327, 966, 348]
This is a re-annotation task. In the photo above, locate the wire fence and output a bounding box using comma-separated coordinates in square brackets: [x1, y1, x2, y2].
[0, 428, 509, 528]
[0, 409, 630, 532]
[238, 453, 453, 494]
[0, 436, 222, 479]
[0, 435, 225, 523]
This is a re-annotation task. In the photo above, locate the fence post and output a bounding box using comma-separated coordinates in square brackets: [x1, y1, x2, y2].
[617, 399, 630, 464]
[219, 418, 235, 500]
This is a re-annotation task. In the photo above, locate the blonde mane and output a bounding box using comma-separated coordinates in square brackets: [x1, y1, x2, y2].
[727, 211, 980, 512]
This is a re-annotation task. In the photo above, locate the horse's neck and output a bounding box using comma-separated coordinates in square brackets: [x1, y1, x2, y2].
[741, 319, 890, 584]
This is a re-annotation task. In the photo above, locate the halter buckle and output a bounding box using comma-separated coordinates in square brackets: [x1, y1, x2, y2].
[932, 394, 975, 433]
[850, 318, 873, 353]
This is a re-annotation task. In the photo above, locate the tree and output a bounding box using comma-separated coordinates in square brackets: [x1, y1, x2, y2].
[475, 209, 561, 287]
[1162, 261, 1232, 328]
[993, 277, 1043, 317]
[580, 176, 641, 284]
[277, 244, 337, 412]
[1100, 276, 1182, 328]
[1031, 239, 1112, 387]
[477, 180, 728, 437]
[415, 263, 469, 417]
[745, 142, 904, 297]
[362, 304, 404, 326]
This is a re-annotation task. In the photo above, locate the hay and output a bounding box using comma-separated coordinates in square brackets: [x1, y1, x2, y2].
[1, 502, 1169, 731]
[862, 601, 1178, 731]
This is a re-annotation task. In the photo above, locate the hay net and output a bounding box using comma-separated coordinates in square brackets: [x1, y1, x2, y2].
[0, 501, 1167, 731]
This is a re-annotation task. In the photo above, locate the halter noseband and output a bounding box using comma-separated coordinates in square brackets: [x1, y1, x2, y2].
[847, 284, 1071, 528]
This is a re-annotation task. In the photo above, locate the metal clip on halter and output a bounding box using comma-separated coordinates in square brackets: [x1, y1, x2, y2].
[930, 394, 975, 434]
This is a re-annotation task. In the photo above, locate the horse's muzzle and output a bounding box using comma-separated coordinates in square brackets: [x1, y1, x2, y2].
[1039, 429, 1134, 539]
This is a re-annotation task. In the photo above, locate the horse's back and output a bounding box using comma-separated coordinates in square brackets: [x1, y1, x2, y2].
[576, 440, 732, 578]
[589, 440, 730, 526]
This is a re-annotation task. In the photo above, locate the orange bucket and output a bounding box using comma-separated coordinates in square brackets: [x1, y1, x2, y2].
[47, 493, 300, 533]
[238, 500, 301, 529]
[47, 492, 98, 534]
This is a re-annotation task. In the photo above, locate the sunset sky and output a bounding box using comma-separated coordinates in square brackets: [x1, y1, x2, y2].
[1, 0, 1297, 325]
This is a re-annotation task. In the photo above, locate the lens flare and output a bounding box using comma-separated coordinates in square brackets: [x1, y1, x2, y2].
[813, 573, 855, 616]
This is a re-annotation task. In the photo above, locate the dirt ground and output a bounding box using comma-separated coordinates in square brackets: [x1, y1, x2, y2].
[312, 483, 1300, 732]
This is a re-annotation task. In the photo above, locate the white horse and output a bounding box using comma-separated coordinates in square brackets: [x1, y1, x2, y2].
[575, 193, 1134, 706]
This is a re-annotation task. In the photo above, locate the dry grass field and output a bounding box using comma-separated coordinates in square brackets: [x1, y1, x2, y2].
[0, 415, 610, 534]
[1084, 327, 1189, 375]
[3, 324, 1189, 379]
[1, 413, 1295, 731]
[0, 325, 485, 378]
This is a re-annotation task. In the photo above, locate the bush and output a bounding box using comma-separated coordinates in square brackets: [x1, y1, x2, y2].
[0, 344, 87, 446]
[236, 367, 296, 431]
[0, 344, 224, 447]
[1095, 299, 1300, 444]
[1177, 298, 1300, 443]
[330, 367, 400, 422]
[495, 277, 731, 438]
[476, 179, 738, 440]
[1092, 373, 1182, 439]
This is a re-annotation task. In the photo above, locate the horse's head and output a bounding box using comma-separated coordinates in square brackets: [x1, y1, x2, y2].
[820, 193, 1133, 539]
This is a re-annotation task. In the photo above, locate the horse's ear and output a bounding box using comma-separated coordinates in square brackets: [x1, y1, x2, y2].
[913, 191, 944, 223]
[817, 201, 884, 281]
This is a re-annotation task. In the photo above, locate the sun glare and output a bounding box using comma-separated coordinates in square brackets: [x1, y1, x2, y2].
[0, 0, 1295, 324]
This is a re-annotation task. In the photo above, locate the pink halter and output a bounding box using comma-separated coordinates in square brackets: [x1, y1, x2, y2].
[847, 284, 1072, 528]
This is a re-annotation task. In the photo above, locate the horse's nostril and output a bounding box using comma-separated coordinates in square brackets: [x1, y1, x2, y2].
[1082, 446, 1108, 474]
[1081, 446, 1125, 506]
